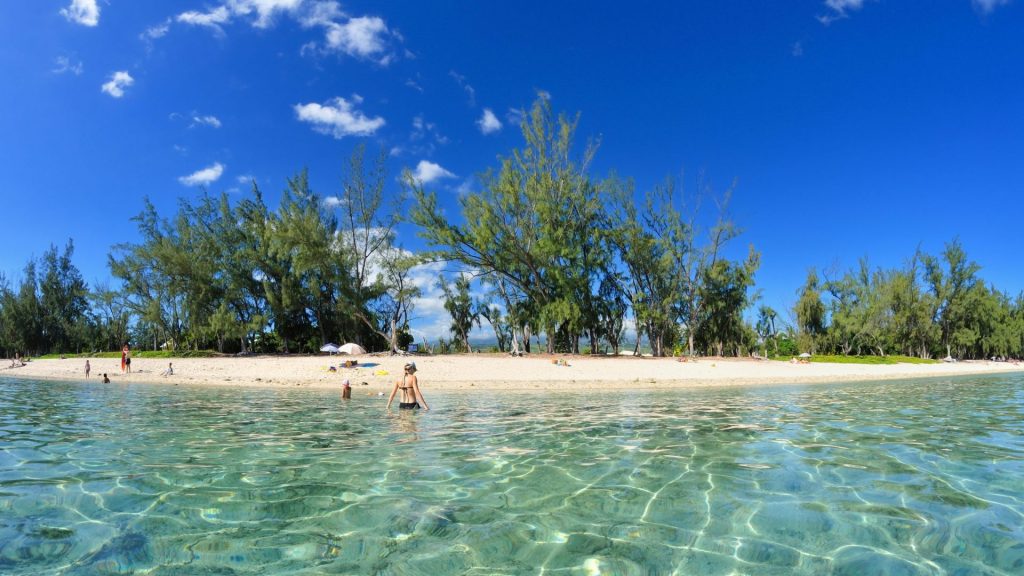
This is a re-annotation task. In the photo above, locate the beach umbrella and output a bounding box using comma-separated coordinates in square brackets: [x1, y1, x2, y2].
[798, 352, 812, 358]
[340, 343, 367, 355]
[320, 343, 340, 354]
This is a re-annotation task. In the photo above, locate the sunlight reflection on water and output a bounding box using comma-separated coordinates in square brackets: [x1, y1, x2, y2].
[1, 374, 1022, 574]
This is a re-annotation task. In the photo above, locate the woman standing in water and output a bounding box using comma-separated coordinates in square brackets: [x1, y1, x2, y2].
[386, 362, 429, 411]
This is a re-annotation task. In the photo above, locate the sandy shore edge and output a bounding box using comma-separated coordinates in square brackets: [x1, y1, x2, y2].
[2, 354, 1022, 393]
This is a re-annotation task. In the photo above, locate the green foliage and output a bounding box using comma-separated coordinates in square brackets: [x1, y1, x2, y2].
[39, 349, 220, 359]
[770, 354, 938, 365]
[440, 274, 480, 352]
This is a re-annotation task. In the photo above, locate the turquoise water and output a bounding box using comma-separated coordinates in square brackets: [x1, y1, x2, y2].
[1, 375, 1023, 575]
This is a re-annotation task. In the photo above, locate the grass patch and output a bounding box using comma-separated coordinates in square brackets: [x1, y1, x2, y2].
[770, 354, 938, 365]
[38, 350, 221, 360]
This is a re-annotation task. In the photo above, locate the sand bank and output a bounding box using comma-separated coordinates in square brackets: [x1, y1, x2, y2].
[2, 354, 1022, 393]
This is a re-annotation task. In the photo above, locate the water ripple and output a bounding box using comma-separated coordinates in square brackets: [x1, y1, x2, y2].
[1, 374, 1022, 574]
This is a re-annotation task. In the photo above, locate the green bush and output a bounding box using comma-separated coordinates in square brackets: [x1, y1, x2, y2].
[39, 350, 221, 359]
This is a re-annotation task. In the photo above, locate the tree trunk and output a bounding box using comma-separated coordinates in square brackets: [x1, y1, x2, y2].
[389, 318, 399, 354]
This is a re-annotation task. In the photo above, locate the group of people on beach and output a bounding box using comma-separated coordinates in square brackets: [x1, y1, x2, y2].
[76, 347, 428, 411]
[81, 343, 173, 383]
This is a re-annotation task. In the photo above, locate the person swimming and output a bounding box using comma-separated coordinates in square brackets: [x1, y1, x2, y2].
[385, 362, 429, 411]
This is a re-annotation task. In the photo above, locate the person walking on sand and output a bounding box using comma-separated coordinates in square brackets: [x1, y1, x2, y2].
[125, 349, 132, 374]
[121, 344, 128, 373]
[386, 362, 429, 411]
[85, 360, 90, 378]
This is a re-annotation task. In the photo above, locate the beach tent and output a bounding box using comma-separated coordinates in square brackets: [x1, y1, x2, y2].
[340, 343, 367, 355]
[320, 343, 341, 354]
[798, 352, 812, 358]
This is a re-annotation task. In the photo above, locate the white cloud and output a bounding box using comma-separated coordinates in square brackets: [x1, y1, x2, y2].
[477, 108, 502, 134]
[819, 0, 866, 24]
[455, 179, 476, 197]
[409, 115, 447, 146]
[298, 0, 346, 27]
[324, 16, 390, 61]
[412, 160, 455, 184]
[323, 196, 348, 208]
[61, 0, 99, 27]
[449, 70, 476, 106]
[143, 21, 171, 40]
[101, 71, 134, 98]
[177, 6, 231, 31]
[167, 1, 400, 63]
[792, 42, 804, 57]
[179, 163, 225, 186]
[506, 107, 526, 126]
[229, 0, 304, 28]
[973, 0, 1011, 14]
[191, 114, 222, 128]
[53, 56, 83, 75]
[237, 174, 255, 184]
[294, 97, 385, 138]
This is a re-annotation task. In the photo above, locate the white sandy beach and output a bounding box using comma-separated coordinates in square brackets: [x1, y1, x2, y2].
[3, 354, 1022, 393]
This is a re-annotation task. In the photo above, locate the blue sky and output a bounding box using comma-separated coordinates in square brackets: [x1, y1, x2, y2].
[1, 0, 1022, 341]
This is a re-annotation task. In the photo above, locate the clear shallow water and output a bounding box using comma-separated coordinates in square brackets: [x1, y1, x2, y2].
[1, 375, 1023, 575]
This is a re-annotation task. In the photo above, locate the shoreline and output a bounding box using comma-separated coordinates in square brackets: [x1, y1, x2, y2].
[2, 354, 1022, 393]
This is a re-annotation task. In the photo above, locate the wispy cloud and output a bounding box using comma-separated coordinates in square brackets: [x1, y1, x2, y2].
[237, 174, 256, 184]
[101, 71, 134, 98]
[792, 42, 804, 57]
[231, 0, 304, 28]
[405, 78, 424, 92]
[53, 56, 83, 76]
[449, 70, 476, 106]
[168, 1, 402, 64]
[477, 108, 502, 134]
[294, 96, 385, 138]
[972, 0, 1012, 14]
[61, 0, 100, 27]
[818, 0, 866, 24]
[142, 20, 171, 41]
[177, 6, 231, 33]
[190, 114, 222, 129]
[506, 107, 526, 127]
[411, 115, 448, 144]
[455, 178, 476, 197]
[411, 160, 455, 184]
[179, 162, 225, 186]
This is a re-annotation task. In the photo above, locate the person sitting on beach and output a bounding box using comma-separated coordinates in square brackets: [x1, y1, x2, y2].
[386, 362, 429, 411]
[161, 362, 173, 377]
[102, 373, 110, 383]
